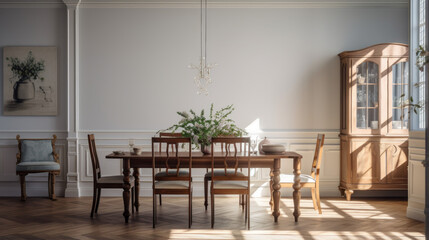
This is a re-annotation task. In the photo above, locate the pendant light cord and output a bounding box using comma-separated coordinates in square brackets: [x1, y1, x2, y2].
[200, 0, 208, 69]
[200, 0, 203, 67]
[205, 0, 207, 67]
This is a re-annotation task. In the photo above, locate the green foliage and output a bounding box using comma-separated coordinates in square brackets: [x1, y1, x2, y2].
[6, 51, 45, 82]
[162, 104, 247, 149]
[416, 45, 429, 72]
[399, 93, 423, 119]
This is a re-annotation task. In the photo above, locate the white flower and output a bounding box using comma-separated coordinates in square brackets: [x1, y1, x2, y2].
[180, 111, 189, 119]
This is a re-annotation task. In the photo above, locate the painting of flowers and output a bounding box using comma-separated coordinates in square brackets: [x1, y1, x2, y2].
[3, 46, 57, 116]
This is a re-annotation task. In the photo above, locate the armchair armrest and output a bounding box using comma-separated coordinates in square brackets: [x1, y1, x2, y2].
[53, 152, 59, 163]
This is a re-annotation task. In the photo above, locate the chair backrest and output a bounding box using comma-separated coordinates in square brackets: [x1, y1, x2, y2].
[210, 137, 250, 181]
[16, 134, 58, 164]
[218, 135, 243, 152]
[310, 134, 325, 179]
[158, 132, 182, 152]
[87, 134, 101, 184]
[152, 137, 192, 181]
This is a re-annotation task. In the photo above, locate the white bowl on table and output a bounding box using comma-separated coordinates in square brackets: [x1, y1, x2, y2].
[261, 144, 285, 154]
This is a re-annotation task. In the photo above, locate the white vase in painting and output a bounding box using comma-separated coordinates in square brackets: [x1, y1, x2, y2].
[13, 79, 35, 102]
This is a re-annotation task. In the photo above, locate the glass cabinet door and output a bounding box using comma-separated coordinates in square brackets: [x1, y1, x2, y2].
[392, 62, 409, 129]
[356, 61, 379, 129]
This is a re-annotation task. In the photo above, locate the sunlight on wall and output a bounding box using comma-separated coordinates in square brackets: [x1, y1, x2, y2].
[245, 118, 262, 134]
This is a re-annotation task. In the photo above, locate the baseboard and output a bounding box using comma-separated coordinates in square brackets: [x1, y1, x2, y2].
[406, 206, 425, 222]
[0, 185, 65, 197]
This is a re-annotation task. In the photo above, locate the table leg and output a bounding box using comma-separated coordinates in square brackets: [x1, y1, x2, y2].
[133, 168, 140, 212]
[269, 168, 274, 211]
[123, 158, 131, 223]
[293, 157, 302, 222]
[272, 158, 281, 222]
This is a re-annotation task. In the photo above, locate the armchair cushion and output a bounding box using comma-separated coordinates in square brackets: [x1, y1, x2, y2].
[16, 161, 60, 172]
[21, 140, 55, 162]
[205, 169, 245, 178]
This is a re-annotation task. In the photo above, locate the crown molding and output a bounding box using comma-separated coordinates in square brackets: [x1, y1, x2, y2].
[0, 0, 65, 8]
[0, 0, 407, 9]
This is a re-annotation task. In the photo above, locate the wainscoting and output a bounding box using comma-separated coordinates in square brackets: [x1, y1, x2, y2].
[407, 131, 425, 222]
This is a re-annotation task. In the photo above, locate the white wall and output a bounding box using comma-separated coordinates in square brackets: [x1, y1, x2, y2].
[76, 4, 408, 197]
[0, 1, 409, 198]
[0, 5, 68, 196]
[79, 7, 408, 131]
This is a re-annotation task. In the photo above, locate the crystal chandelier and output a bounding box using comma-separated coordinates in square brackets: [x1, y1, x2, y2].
[189, 0, 216, 95]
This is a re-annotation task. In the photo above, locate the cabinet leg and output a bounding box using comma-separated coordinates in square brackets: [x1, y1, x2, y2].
[345, 189, 353, 201]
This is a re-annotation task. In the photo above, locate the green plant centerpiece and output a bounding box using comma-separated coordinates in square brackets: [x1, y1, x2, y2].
[163, 104, 247, 154]
[6, 51, 45, 102]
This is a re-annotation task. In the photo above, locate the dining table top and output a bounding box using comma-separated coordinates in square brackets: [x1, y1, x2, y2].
[106, 151, 302, 169]
[106, 151, 302, 159]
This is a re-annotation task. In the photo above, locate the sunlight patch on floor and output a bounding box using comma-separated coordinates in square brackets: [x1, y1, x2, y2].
[253, 198, 396, 220]
[326, 200, 377, 210]
[168, 229, 425, 240]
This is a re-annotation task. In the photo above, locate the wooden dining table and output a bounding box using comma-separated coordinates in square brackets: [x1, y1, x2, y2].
[106, 151, 303, 224]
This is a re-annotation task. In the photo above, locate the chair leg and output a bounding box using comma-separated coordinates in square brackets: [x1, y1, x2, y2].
[19, 173, 27, 201]
[211, 184, 214, 229]
[204, 177, 208, 211]
[269, 172, 274, 211]
[311, 187, 318, 211]
[316, 184, 322, 214]
[188, 190, 192, 228]
[132, 187, 135, 214]
[247, 194, 250, 230]
[159, 194, 162, 206]
[244, 194, 248, 223]
[50, 173, 56, 201]
[91, 187, 97, 218]
[95, 188, 101, 213]
[153, 192, 157, 228]
[48, 173, 52, 199]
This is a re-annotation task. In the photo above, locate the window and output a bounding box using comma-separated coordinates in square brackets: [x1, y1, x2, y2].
[410, 0, 426, 130]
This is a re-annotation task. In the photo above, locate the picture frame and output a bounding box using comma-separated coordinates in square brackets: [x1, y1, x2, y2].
[3, 46, 57, 116]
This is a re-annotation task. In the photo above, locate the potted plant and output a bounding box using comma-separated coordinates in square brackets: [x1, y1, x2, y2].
[163, 104, 247, 154]
[6, 51, 45, 102]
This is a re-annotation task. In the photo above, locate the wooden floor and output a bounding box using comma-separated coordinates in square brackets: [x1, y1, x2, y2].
[0, 196, 424, 240]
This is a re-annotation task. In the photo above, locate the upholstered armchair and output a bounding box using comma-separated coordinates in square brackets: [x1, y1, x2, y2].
[16, 135, 60, 201]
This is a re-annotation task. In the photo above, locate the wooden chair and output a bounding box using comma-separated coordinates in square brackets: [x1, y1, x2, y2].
[88, 134, 135, 218]
[16, 134, 60, 201]
[210, 137, 250, 229]
[152, 137, 193, 228]
[204, 139, 245, 210]
[157, 132, 183, 206]
[279, 134, 325, 214]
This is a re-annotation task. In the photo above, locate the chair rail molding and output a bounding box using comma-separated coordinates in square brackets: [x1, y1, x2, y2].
[0, 0, 407, 8]
[63, 0, 81, 197]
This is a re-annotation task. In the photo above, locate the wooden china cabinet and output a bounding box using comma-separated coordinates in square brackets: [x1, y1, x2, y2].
[338, 43, 409, 200]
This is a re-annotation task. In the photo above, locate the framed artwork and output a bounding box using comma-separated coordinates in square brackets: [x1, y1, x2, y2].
[3, 46, 57, 116]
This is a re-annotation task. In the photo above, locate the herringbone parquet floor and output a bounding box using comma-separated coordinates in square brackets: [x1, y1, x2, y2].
[0, 196, 424, 240]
